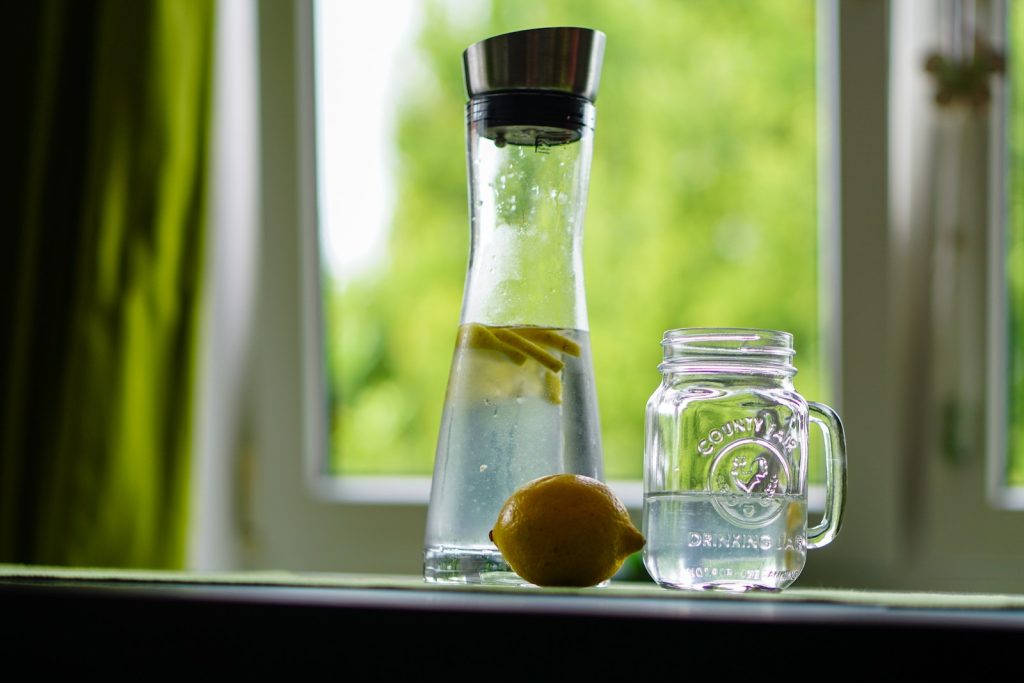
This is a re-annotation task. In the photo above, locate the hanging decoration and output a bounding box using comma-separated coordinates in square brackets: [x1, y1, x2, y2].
[923, 0, 1004, 466]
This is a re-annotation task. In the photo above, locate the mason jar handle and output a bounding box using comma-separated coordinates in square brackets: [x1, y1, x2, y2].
[806, 401, 847, 549]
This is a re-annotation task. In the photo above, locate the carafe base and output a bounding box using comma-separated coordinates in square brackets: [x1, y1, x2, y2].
[423, 546, 527, 585]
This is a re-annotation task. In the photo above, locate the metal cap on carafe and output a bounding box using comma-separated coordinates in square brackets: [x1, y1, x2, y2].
[463, 27, 605, 102]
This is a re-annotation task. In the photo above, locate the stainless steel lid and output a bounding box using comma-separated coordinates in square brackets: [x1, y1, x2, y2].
[463, 27, 605, 102]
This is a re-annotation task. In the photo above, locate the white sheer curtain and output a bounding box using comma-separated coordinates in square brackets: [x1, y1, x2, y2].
[890, 0, 1008, 540]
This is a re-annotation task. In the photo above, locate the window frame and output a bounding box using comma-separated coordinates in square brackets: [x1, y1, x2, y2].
[202, 0, 1024, 590]
[302, 1, 836, 509]
[986, 0, 1024, 507]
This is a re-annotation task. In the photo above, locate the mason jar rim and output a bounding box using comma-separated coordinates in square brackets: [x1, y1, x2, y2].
[662, 327, 793, 353]
[660, 328, 796, 375]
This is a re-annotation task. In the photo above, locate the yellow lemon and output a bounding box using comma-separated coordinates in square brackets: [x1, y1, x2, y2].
[490, 474, 646, 587]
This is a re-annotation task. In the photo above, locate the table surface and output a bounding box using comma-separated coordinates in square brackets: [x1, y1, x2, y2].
[3, 565, 1023, 671]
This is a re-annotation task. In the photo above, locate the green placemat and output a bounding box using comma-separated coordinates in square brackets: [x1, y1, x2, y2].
[2, 564, 1022, 611]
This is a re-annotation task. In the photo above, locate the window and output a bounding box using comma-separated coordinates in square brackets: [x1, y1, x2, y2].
[314, 0, 828, 484]
[213, 0, 1024, 589]
[1003, 0, 1024, 494]
[886, 0, 1020, 506]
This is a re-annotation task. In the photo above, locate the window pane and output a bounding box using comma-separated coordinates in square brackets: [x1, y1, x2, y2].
[1007, 1, 1024, 487]
[317, 0, 823, 479]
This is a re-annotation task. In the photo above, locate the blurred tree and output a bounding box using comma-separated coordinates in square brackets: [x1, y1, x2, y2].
[1009, 2, 1024, 486]
[325, 0, 821, 478]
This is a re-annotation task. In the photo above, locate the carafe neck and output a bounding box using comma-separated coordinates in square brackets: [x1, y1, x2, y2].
[460, 93, 595, 330]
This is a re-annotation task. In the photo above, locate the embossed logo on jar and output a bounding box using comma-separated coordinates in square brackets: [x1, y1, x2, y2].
[706, 437, 793, 529]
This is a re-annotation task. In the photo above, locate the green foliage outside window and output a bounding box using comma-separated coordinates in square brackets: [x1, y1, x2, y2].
[1008, 3, 1024, 487]
[323, 0, 822, 479]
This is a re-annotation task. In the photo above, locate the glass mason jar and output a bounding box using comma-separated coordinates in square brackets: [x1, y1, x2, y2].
[643, 328, 846, 591]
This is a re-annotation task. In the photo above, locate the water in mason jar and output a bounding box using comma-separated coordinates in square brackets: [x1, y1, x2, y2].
[643, 491, 807, 591]
[424, 323, 603, 583]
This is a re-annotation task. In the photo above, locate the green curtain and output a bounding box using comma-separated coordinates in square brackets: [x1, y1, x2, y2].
[1, 0, 214, 568]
